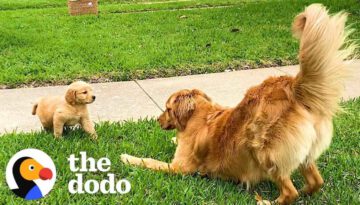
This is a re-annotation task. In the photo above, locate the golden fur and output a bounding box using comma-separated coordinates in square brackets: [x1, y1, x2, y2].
[121, 4, 356, 204]
[32, 81, 97, 139]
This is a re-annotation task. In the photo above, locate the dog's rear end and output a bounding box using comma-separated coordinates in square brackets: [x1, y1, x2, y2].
[262, 4, 356, 204]
[32, 96, 64, 130]
[222, 6, 355, 203]
[293, 4, 356, 162]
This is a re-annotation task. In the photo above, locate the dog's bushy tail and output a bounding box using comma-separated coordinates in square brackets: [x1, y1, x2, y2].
[292, 4, 357, 117]
[32, 103, 38, 115]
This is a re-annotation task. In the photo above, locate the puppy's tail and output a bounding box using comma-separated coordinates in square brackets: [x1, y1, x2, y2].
[32, 103, 38, 115]
[292, 4, 357, 117]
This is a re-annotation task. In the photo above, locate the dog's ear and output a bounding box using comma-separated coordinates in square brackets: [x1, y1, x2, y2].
[192, 89, 212, 102]
[173, 92, 195, 131]
[65, 89, 76, 105]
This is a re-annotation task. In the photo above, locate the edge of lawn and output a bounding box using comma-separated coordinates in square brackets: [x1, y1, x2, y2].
[0, 58, 297, 89]
[0, 0, 253, 11]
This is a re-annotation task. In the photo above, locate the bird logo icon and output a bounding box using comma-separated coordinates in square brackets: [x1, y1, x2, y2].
[6, 149, 56, 200]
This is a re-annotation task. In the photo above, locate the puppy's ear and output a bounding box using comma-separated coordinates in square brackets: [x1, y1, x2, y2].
[65, 89, 76, 105]
[192, 89, 212, 102]
[173, 93, 195, 131]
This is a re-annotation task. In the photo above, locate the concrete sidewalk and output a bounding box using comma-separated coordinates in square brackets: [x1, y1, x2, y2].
[1, 61, 359, 134]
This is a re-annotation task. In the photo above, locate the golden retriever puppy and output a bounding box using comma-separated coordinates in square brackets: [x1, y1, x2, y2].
[121, 4, 357, 204]
[32, 81, 97, 139]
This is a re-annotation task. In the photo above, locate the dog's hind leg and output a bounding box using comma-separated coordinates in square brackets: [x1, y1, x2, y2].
[299, 119, 330, 195]
[271, 175, 299, 205]
[299, 162, 324, 195]
[255, 154, 299, 205]
[252, 141, 302, 205]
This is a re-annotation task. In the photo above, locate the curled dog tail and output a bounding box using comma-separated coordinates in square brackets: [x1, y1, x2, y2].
[292, 4, 357, 117]
[32, 103, 38, 115]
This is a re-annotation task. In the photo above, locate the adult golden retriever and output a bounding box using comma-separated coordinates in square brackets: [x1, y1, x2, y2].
[121, 4, 356, 204]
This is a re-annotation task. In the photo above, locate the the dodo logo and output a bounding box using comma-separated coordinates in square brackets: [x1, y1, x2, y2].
[6, 149, 56, 200]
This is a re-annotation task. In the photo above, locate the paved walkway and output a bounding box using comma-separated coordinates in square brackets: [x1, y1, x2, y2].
[1, 61, 359, 134]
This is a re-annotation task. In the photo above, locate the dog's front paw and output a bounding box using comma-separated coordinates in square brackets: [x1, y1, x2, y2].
[121, 154, 143, 166]
[121, 154, 135, 164]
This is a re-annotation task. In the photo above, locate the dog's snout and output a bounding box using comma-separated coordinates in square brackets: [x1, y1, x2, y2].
[92, 96, 96, 100]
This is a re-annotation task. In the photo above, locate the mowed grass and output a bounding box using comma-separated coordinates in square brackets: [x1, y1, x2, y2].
[0, 98, 359, 204]
[0, 0, 178, 10]
[0, 0, 248, 10]
[0, 0, 359, 88]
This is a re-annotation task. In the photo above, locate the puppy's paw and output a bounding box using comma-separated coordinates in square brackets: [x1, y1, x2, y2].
[54, 134, 62, 139]
[91, 133, 98, 140]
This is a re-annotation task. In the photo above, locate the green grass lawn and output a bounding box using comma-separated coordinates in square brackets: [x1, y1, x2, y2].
[0, 0, 182, 10]
[0, 98, 359, 204]
[0, 0, 359, 88]
[0, 0, 250, 10]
